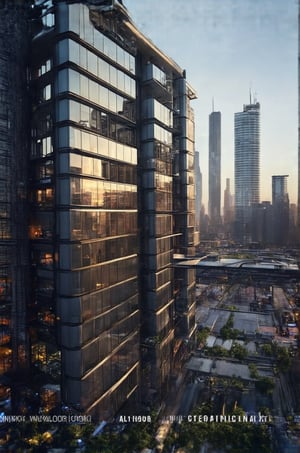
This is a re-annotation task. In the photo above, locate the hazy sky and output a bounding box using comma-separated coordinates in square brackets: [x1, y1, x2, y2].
[125, 0, 298, 209]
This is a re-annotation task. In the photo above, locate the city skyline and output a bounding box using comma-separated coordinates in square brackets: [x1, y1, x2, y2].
[126, 0, 298, 208]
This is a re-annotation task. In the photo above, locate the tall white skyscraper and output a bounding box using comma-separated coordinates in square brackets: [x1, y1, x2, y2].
[234, 101, 260, 242]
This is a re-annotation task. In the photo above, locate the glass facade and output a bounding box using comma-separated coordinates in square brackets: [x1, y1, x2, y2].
[29, 1, 139, 420]
[0, 0, 197, 421]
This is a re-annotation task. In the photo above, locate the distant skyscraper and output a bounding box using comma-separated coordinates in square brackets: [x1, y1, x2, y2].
[208, 110, 221, 225]
[234, 101, 260, 242]
[223, 178, 234, 226]
[195, 151, 202, 229]
[272, 175, 289, 245]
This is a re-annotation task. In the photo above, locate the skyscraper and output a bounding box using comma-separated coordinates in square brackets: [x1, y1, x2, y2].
[0, 0, 197, 421]
[223, 178, 234, 231]
[208, 110, 221, 226]
[272, 175, 290, 245]
[234, 101, 260, 242]
[194, 151, 202, 229]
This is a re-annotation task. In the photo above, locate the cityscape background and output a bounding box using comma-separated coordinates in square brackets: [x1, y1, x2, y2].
[126, 0, 298, 209]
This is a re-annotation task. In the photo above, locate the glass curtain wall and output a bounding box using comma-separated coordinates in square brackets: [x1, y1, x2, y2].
[30, 1, 139, 420]
[139, 61, 175, 402]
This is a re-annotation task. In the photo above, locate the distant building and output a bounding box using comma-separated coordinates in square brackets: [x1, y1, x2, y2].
[195, 151, 202, 229]
[234, 101, 260, 243]
[272, 175, 290, 245]
[223, 178, 234, 233]
[208, 110, 221, 226]
[251, 202, 273, 245]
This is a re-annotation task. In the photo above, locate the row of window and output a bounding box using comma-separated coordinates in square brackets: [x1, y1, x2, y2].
[142, 98, 173, 128]
[68, 153, 136, 184]
[58, 99, 136, 146]
[63, 178, 137, 209]
[57, 39, 136, 98]
[64, 316, 139, 377]
[66, 3, 136, 74]
[142, 123, 172, 146]
[60, 235, 138, 269]
[143, 62, 168, 87]
[58, 125, 137, 165]
[59, 210, 137, 241]
[143, 191, 172, 212]
[76, 351, 139, 413]
[57, 69, 135, 119]
[81, 295, 138, 345]
[59, 256, 137, 296]
[60, 278, 138, 325]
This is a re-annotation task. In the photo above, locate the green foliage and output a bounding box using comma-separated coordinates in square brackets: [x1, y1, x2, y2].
[173, 415, 273, 453]
[262, 342, 291, 372]
[231, 342, 248, 360]
[249, 363, 259, 379]
[208, 345, 229, 357]
[261, 344, 273, 356]
[196, 327, 210, 346]
[220, 314, 242, 340]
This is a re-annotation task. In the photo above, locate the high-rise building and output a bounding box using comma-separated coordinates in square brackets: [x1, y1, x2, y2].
[234, 101, 260, 243]
[223, 178, 234, 231]
[194, 151, 202, 229]
[0, 0, 197, 421]
[208, 110, 221, 226]
[272, 175, 290, 245]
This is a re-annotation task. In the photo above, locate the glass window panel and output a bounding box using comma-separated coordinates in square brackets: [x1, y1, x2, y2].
[99, 85, 108, 109]
[70, 127, 82, 149]
[98, 136, 109, 157]
[69, 40, 80, 64]
[108, 140, 117, 160]
[93, 158, 101, 176]
[82, 156, 93, 175]
[109, 66, 117, 87]
[94, 31, 104, 52]
[103, 36, 116, 60]
[69, 69, 80, 94]
[116, 46, 124, 68]
[79, 45, 87, 68]
[69, 100, 80, 122]
[117, 71, 125, 92]
[98, 59, 109, 82]
[129, 55, 135, 74]
[108, 90, 117, 112]
[88, 50, 97, 75]
[89, 80, 98, 103]
[90, 133, 97, 153]
[80, 104, 90, 127]
[70, 153, 82, 173]
[69, 5, 80, 34]
[81, 131, 90, 151]
[80, 74, 88, 98]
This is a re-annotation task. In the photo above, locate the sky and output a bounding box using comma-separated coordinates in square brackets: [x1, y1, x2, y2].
[125, 0, 298, 210]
